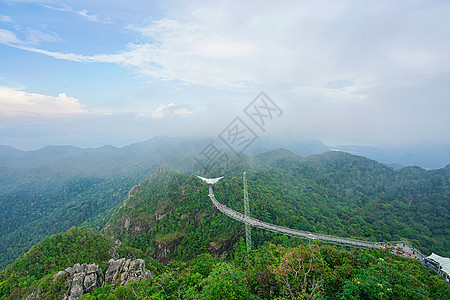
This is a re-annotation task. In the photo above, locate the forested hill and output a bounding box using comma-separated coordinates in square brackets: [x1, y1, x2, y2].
[103, 150, 449, 264]
[0, 150, 448, 299]
[0, 136, 206, 178]
[0, 136, 208, 270]
[0, 139, 448, 271]
[0, 137, 331, 269]
[1, 226, 448, 299]
[251, 150, 449, 255]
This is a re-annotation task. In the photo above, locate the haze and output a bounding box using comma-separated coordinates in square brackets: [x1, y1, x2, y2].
[0, 0, 449, 154]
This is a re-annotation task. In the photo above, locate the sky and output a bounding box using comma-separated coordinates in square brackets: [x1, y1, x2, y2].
[0, 0, 449, 151]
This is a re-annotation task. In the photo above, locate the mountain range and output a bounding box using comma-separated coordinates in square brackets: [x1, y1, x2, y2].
[0, 142, 448, 298]
[1, 136, 449, 270]
[2, 136, 449, 171]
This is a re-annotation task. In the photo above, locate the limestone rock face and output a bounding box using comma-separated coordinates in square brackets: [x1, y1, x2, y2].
[58, 263, 104, 300]
[69, 273, 85, 298]
[55, 258, 152, 300]
[153, 236, 184, 264]
[105, 258, 153, 286]
[108, 240, 121, 260]
[48, 258, 153, 300]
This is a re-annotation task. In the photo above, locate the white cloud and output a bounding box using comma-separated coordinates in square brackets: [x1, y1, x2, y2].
[0, 86, 88, 117]
[1, 17, 258, 88]
[0, 29, 21, 45]
[25, 28, 60, 44]
[0, 27, 60, 47]
[0, 15, 15, 24]
[290, 83, 370, 104]
[3, 1, 450, 92]
[174, 108, 193, 117]
[14, 45, 89, 61]
[40, 3, 112, 24]
[151, 103, 167, 119]
[151, 102, 193, 119]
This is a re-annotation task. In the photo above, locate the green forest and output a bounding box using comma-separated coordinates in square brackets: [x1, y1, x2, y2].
[80, 243, 449, 300]
[105, 151, 449, 259]
[0, 137, 202, 269]
[0, 175, 139, 269]
[0, 227, 448, 299]
[0, 148, 448, 299]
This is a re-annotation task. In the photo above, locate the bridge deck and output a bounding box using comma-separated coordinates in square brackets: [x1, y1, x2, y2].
[207, 185, 424, 260]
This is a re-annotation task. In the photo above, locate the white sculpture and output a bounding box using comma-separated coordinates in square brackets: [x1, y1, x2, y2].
[196, 175, 224, 185]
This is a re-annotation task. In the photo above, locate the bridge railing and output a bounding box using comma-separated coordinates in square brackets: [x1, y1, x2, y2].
[206, 183, 437, 273]
[389, 240, 426, 261]
[208, 187, 379, 250]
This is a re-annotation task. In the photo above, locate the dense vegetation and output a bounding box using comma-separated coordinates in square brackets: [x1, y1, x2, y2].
[81, 243, 449, 300]
[0, 144, 448, 298]
[0, 175, 138, 270]
[2, 138, 447, 270]
[1, 231, 448, 299]
[104, 151, 449, 263]
[0, 137, 203, 269]
[246, 150, 449, 256]
[103, 170, 245, 263]
[0, 227, 151, 299]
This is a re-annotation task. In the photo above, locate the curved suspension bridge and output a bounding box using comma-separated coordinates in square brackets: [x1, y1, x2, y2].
[197, 176, 425, 262]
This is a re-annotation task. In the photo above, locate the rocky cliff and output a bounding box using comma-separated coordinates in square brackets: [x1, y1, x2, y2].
[105, 258, 152, 286]
[51, 258, 153, 300]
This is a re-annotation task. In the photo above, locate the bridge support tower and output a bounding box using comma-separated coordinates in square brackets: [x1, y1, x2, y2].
[243, 172, 251, 251]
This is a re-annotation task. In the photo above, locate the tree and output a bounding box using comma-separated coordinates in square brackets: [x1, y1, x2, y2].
[270, 243, 325, 299]
[187, 262, 257, 300]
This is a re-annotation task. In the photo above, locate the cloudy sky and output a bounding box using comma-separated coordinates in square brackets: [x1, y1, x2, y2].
[0, 0, 449, 150]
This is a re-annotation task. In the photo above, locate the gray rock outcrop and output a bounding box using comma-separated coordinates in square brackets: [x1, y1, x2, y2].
[109, 240, 121, 260]
[105, 258, 153, 286]
[52, 258, 152, 300]
[59, 263, 104, 300]
[24, 292, 37, 300]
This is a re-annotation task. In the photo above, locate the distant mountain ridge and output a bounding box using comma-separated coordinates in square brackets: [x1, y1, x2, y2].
[334, 144, 450, 170]
[2, 136, 448, 170]
[0, 136, 210, 178]
[0, 136, 333, 179]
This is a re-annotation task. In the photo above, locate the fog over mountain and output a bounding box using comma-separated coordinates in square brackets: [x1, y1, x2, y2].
[1, 1, 449, 298]
[1, 136, 448, 170]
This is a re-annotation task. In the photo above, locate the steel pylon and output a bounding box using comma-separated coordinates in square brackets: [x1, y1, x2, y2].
[243, 172, 251, 251]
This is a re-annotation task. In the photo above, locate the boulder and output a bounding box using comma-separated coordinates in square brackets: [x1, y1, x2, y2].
[83, 273, 97, 293]
[105, 258, 152, 286]
[53, 270, 67, 281]
[62, 263, 103, 300]
[59, 258, 151, 299]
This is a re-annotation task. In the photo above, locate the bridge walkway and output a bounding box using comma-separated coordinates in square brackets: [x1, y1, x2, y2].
[207, 185, 425, 260]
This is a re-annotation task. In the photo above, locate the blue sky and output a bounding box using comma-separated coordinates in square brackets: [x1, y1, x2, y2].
[0, 0, 449, 150]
